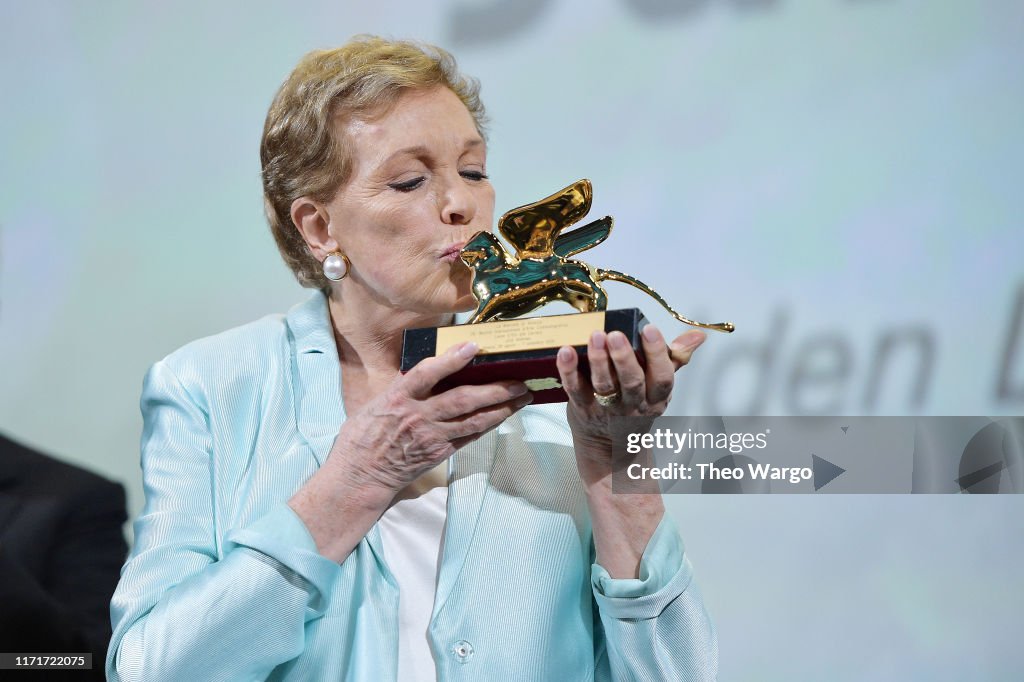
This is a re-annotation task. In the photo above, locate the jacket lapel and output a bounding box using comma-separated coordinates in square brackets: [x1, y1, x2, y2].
[284, 291, 394, 564]
[433, 428, 497, 615]
[285, 290, 344, 467]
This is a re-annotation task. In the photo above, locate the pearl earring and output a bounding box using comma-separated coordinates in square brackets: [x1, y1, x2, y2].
[322, 251, 350, 281]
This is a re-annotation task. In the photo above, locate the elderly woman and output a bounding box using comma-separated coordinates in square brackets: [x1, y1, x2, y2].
[107, 37, 717, 681]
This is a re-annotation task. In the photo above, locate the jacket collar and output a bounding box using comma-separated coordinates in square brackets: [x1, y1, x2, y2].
[285, 289, 344, 467]
[287, 288, 338, 356]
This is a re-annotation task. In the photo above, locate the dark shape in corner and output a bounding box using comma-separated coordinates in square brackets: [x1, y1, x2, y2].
[956, 419, 1024, 493]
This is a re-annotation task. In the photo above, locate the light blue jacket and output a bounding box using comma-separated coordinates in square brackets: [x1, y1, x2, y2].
[108, 291, 717, 681]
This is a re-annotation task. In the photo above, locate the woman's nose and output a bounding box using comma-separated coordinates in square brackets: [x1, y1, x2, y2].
[439, 175, 476, 225]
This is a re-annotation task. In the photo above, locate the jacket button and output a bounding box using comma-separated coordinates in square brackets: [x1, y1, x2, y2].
[452, 640, 474, 663]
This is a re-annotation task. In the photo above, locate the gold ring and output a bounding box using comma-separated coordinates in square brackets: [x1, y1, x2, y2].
[593, 391, 621, 407]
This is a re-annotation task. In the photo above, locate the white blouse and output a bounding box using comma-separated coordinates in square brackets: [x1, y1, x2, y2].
[377, 480, 448, 682]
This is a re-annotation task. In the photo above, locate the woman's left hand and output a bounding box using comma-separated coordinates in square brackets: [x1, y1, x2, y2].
[555, 324, 706, 473]
[556, 324, 706, 578]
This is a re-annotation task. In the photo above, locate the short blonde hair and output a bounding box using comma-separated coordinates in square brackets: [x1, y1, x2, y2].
[260, 36, 487, 288]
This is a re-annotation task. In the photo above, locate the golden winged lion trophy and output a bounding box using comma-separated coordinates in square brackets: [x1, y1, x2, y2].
[460, 179, 734, 330]
[401, 179, 734, 403]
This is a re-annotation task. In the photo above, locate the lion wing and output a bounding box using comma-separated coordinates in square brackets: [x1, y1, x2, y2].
[497, 179, 594, 259]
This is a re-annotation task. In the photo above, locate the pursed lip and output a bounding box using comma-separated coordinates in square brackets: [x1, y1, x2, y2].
[440, 240, 468, 262]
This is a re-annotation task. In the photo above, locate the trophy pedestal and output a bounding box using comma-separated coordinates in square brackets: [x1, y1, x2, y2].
[401, 309, 648, 404]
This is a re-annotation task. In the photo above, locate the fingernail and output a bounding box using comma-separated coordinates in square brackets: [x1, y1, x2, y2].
[557, 346, 573, 362]
[608, 331, 627, 350]
[509, 383, 529, 397]
[590, 331, 606, 350]
[642, 325, 662, 343]
[457, 341, 479, 359]
[516, 393, 534, 406]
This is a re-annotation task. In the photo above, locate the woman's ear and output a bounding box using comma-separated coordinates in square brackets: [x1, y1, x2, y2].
[290, 196, 338, 259]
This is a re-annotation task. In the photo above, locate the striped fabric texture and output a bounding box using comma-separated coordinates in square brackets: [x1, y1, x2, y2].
[107, 290, 718, 681]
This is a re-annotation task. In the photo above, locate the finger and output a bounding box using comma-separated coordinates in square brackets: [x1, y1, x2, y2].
[587, 331, 618, 397]
[442, 391, 534, 440]
[428, 380, 529, 421]
[641, 324, 675, 404]
[668, 331, 706, 370]
[556, 345, 594, 409]
[607, 330, 645, 406]
[447, 393, 533, 451]
[403, 341, 479, 399]
[450, 433, 482, 452]
[449, 416, 503, 452]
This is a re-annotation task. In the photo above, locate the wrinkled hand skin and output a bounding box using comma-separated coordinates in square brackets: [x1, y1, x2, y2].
[334, 341, 532, 495]
[289, 340, 532, 563]
[556, 325, 706, 471]
[555, 324, 706, 579]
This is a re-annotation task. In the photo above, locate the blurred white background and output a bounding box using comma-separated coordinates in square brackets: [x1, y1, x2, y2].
[1, 1, 1021, 678]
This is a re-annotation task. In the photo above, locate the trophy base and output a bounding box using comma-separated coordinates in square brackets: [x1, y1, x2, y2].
[401, 309, 648, 404]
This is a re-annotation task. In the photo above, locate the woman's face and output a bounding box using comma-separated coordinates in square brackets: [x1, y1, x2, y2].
[324, 86, 494, 315]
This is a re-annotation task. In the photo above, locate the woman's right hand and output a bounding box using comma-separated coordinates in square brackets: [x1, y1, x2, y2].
[333, 340, 531, 498]
[288, 341, 532, 562]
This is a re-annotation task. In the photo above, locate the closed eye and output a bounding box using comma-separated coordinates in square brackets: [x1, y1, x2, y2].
[388, 177, 425, 192]
[460, 170, 489, 181]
